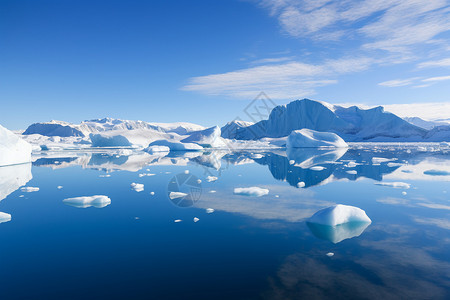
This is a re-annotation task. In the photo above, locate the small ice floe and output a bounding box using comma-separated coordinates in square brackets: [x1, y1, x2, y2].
[131, 183, 144, 192]
[308, 204, 371, 226]
[310, 166, 325, 171]
[150, 192, 155, 196]
[206, 176, 218, 182]
[197, 179, 202, 184]
[165, 171, 171, 174]
[63, 195, 111, 209]
[423, 169, 450, 176]
[275, 195, 280, 198]
[289, 160, 295, 165]
[234, 187, 269, 197]
[193, 217, 199, 222]
[57, 186, 63, 189]
[21, 187, 39, 192]
[402, 191, 407, 195]
[139, 173, 155, 177]
[347, 161, 357, 168]
[174, 219, 182, 223]
[375, 182, 410, 189]
[0, 212, 12, 224]
[169, 192, 188, 199]
[18, 195, 24, 198]
[346, 170, 357, 175]
[206, 208, 214, 213]
[297, 182, 305, 188]
[372, 157, 395, 164]
[135, 217, 140, 220]
[209, 190, 217, 193]
[387, 162, 404, 167]
[99, 174, 111, 177]
[287, 129, 348, 148]
[326, 252, 334, 257]
[184, 170, 189, 174]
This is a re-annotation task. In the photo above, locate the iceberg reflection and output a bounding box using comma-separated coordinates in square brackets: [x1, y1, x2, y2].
[307, 221, 371, 243]
[0, 163, 32, 202]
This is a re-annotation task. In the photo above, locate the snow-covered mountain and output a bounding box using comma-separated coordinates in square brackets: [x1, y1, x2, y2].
[403, 117, 448, 130]
[23, 118, 205, 138]
[224, 99, 433, 142]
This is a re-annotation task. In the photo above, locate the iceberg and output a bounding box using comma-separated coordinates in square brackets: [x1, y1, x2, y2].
[0, 212, 12, 224]
[144, 145, 170, 153]
[286, 129, 348, 148]
[181, 126, 227, 148]
[63, 195, 111, 208]
[375, 182, 410, 189]
[234, 187, 269, 197]
[307, 204, 371, 226]
[148, 140, 203, 151]
[0, 124, 32, 166]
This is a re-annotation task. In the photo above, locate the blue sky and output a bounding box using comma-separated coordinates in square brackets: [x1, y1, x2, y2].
[1, 0, 450, 129]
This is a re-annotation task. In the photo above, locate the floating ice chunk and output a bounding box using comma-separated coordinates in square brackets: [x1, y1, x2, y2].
[234, 187, 269, 197]
[308, 204, 372, 226]
[206, 176, 218, 182]
[289, 160, 295, 165]
[63, 195, 111, 208]
[423, 169, 450, 176]
[347, 161, 357, 168]
[21, 187, 39, 192]
[193, 217, 199, 222]
[346, 170, 357, 175]
[139, 173, 155, 177]
[387, 162, 404, 167]
[0, 212, 11, 224]
[150, 192, 155, 196]
[375, 182, 410, 189]
[99, 174, 111, 177]
[131, 183, 144, 192]
[310, 166, 325, 171]
[209, 190, 216, 193]
[148, 140, 203, 151]
[372, 157, 395, 164]
[197, 179, 202, 184]
[144, 145, 170, 153]
[287, 129, 348, 148]
[19, 195, 24, 198]
[402, 191, 407, 195]
[297, 182, 305, 188]
[0, 124, 32, 166]
[174, 219, 182, 223]
[169, 192, 188, 199]
[326, 252, 334, 257]
[275, 195, 279, 198]
[57, 186, 63, 189]
[184, 170, 189, 174]
[206, 208, 214, 213]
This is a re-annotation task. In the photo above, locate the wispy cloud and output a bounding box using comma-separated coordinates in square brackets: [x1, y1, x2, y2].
[182, 57, 373, 99]
[418, 58, 450, 68]
[378, 77, 421, 87]
[422, 75, 450, 82]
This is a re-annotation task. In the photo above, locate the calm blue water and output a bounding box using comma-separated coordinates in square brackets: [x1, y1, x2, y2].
[1, 145, 449, 299]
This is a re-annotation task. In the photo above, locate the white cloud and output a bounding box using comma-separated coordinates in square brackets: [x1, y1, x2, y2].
[422, 75, 450, 82]
[380, 102, 450, 120]
[418, 58, 450, 68]
[183, 57, 373, 99]
[378, 77, 421, 87]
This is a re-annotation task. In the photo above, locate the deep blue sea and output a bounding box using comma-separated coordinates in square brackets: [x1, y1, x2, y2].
[1, 144, 449, 299]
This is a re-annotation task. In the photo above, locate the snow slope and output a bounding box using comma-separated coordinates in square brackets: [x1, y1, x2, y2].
[0, 124, 32, 166]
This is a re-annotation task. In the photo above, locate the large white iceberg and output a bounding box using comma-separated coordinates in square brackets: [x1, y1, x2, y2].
[148, 140, 203, 151]
[181, 126, 227, 148]
[0, 124, 32, 166]
[287, 129, 348, 148]
[307, 204, 371, 226]
[63, 195, 111, 208]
